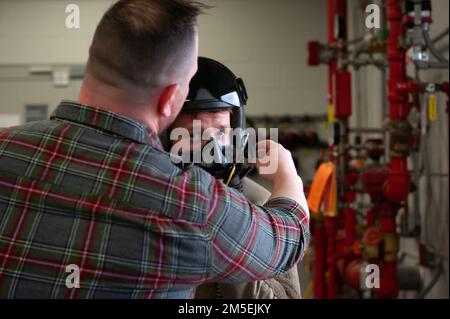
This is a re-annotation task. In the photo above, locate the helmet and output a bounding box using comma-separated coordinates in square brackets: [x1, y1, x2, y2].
[183, 56, 248, 130]
[173, 57, 252, 190]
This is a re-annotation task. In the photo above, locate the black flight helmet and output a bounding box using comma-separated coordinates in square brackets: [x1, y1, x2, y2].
[180, 57, 251, 190]
[182, 56, 248, 130]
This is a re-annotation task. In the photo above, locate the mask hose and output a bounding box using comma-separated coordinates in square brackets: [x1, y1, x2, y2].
[225, 165, 236, 185]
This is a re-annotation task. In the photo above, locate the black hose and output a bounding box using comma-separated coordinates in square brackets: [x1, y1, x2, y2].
[423, 27, 449, 65]
[418, 260, 443, 298]
[432, 27, 449, 45]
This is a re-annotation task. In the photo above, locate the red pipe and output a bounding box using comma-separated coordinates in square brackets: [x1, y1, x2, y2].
[386, 0, 410, 121]
[344, 208, 357, 251]
[325, 216, 338, 298]
[377, 262, 399, 298]
[384, 159, 410, 204]
[322, 0, 350, 299]
[327, 0, 335, 43]
[335, 71, 352, 117]
[313, 222, 327, 298]
[380, 0, 411, 298]
[366, 208, 376, 226]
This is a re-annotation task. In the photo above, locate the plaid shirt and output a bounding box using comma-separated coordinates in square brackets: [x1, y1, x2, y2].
[0, 100, 309, 298]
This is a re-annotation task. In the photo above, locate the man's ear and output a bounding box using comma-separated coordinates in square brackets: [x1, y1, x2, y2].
[157, 84, 180, 119]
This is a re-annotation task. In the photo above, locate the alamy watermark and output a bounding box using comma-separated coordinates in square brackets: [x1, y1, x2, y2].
[365, 4, 381, 29]
[362, 263, 380, 289]
[169, 121, 280, 175]
[65, 4, 80, 29]
[65, 3, 381, 30]
[65, 264, 80, 289]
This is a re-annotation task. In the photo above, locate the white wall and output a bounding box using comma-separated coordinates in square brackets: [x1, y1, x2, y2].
[0, 0, 328, 117]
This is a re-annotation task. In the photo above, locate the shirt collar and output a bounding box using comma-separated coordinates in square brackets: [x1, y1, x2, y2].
[51, 100, 163, 150]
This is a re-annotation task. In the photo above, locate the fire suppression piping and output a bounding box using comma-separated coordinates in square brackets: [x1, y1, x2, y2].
[306, 0, 445, 299]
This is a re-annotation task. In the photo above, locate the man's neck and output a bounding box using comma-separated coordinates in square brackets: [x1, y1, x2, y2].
[78, 73, 160, 134]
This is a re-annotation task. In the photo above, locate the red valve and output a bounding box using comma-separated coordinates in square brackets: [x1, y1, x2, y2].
[308, 41, 321, 66]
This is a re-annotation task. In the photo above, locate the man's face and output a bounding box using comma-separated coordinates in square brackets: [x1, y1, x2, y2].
[170, 110, 232, 151]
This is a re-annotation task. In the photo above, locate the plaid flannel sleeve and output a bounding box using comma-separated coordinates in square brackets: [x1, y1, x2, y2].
[197, 168, 310, 283]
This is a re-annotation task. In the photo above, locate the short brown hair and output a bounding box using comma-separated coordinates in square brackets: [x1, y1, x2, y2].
[87, 0, 207, 91]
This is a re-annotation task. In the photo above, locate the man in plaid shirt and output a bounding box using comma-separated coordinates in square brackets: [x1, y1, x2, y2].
[0, 0, 309, 298]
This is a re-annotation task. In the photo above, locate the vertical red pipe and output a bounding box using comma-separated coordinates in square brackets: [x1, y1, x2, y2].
[385, 0, 410, 201]
[327, 0, 336, 108]
[366, 207, 377, 226]
[379, 0, 409, 299]
[325, 0, 347, 298]
[313, 222, 327, 298]
[344, 208, 357, 249]
[325, 216, 338, 298]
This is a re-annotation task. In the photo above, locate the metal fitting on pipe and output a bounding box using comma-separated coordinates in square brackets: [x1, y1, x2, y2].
[383, 233, 399, 262]
[388, 120, 413, 157]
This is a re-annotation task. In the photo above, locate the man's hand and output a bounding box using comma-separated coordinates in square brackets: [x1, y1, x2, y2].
[255, 140, 309, 217]
[255, 140, 297, 183]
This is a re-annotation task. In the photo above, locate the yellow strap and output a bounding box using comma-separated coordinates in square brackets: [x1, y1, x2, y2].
[327, 103, 335, 123]
[225, 165, 236, 185]
[428, 95, 437, 122]
[307, 162, 337, 216]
